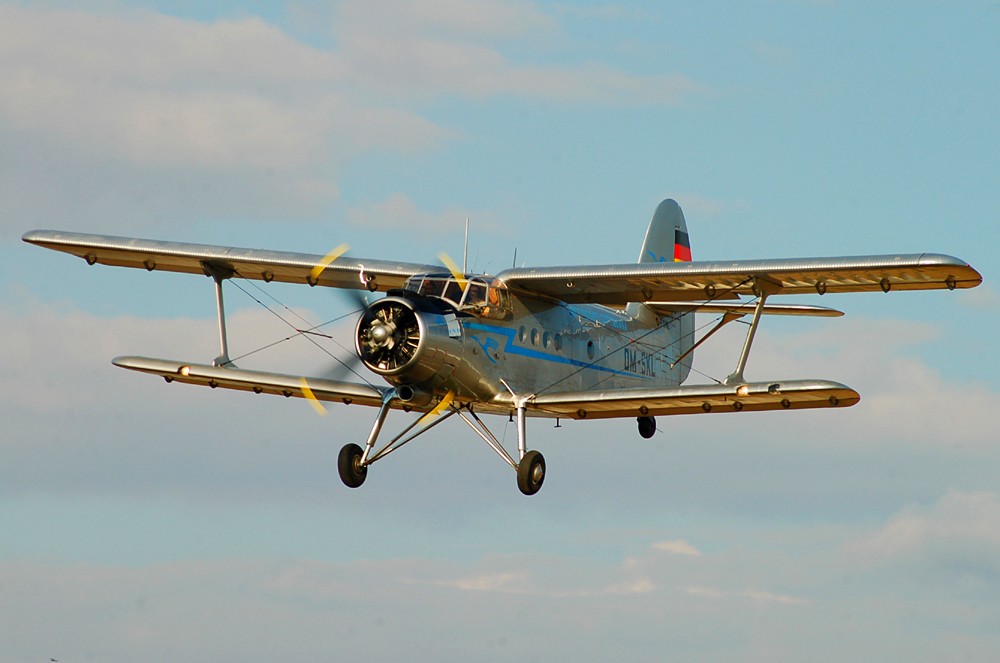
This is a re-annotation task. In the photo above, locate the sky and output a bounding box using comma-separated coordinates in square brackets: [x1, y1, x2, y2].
[1, 0, 998, 660]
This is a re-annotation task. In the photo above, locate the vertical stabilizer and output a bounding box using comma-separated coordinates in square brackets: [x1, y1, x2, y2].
[627, 198, 694, 382]
[637, 198, 691, 265]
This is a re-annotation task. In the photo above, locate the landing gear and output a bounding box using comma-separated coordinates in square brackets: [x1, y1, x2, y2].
[339, 386, 550, 496]
[517, 450, 546, 496]
[637, 416, 656, 439]
[338, 443, 367, 488]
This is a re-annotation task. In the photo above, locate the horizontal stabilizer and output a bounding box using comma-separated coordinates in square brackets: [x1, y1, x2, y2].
[528, 379, 859, 420]
[648, 300, 843, 317]
[112, 356, 398, 409]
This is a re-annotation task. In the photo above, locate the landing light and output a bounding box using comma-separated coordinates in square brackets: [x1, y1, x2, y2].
[736, 385, 750, 397]
[179, 365, 191, 377]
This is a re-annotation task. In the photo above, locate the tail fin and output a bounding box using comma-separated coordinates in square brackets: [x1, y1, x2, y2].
[638, 198, 691, 264]
[628, 198, 694, 382]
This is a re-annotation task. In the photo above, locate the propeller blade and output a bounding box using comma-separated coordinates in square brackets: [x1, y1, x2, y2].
[437, 252, 467, 289]
[299, 377, 328, 416]
[310, 243, 351, 283]
[417, 389, 456, 424]
[336, 286, 371, 312]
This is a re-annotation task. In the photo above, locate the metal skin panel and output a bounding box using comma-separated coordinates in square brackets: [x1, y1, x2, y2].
[496, 253, 982, 306]
[21, 230, 439, 292]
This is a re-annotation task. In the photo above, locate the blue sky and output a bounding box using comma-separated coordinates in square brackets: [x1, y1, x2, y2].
[2, 1, 998, 660]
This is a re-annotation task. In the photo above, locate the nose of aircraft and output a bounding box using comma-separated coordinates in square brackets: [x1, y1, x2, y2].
[369, 321, 393, 346]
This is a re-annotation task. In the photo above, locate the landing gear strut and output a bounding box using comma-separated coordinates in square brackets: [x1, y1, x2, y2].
[336, 386, 550, 495]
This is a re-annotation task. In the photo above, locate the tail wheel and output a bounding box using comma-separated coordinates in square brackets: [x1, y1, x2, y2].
[637, 416, 656, 439]
[338, 443, 367, 488]
[517, 450, 546, 496]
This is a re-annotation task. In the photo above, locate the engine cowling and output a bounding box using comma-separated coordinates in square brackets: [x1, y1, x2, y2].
[355, 295, 461, 386]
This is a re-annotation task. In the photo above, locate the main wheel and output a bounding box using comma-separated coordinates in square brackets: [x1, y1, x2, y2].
[637, 416, 656, 439]
[338, 443, 367, 488]
[517, 450, 546, 496]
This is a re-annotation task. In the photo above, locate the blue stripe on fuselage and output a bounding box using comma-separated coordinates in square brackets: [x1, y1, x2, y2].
[464, 321, 650, 379]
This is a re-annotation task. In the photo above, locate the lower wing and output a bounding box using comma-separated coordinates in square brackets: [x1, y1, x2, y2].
[527, 380, 859, 419]
[112, 356, 395, 410]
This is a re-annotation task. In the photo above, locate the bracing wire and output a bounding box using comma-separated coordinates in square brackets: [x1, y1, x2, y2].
[226, 274, 376, 387]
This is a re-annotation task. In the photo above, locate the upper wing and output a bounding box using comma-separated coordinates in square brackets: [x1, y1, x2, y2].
[527, 379, 860, 420]
[496, 254, 982, 305]
[22, 230, 439, 292]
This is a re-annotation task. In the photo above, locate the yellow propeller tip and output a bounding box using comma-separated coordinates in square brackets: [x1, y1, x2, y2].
[300, 378, 327, 416]
[310, 243, 351, 281]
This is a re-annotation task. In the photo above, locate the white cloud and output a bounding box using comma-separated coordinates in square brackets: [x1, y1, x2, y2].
[848, 491, 1000, 576]
[0, 3, 703, 231]
[684, 586, 809, 606]
[332, 0, 702, 105]
[652, 539, 703, 557]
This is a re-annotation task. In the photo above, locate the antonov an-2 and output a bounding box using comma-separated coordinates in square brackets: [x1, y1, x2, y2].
[23, 199, 982, 495]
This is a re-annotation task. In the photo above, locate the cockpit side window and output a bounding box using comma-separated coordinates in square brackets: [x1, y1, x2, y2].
[443, 279, 464, 304]
[404, 274, 511, 319]
[421, 278, 446, 298]
[460, 280, 488, 308]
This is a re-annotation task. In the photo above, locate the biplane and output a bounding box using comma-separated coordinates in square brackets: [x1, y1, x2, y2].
[23, 199, 982, 495]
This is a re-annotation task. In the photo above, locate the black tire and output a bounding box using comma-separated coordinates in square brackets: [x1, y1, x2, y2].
[338, 443, 367, 488]
[637, 416, 656, 439]
[517, 450, 546, 496]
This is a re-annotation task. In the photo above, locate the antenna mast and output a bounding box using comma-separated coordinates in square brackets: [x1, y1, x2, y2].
[463, 217, 470, 273]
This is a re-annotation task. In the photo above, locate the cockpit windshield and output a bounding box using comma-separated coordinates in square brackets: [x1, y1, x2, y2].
[402, 274, 509, 319]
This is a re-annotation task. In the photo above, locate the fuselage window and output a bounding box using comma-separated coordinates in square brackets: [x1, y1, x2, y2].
[542, 331, 550, 349]
[586, 339, 596, 360]
[553, 334, 562, 351]
[518, 326, 526, 343]
[530, 329, 539, 346]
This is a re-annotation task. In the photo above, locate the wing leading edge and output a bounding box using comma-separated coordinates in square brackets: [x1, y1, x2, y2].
[497, 254, 981, 306]
[22, 230, 439, 292]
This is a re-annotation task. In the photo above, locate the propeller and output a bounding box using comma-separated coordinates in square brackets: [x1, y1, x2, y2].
[357, 299, 420, 373]
[303, 244, 467, 417]
[417, 389, 456, 424]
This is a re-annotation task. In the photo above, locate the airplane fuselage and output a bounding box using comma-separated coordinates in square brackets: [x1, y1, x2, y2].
[357, 282, 693, 412]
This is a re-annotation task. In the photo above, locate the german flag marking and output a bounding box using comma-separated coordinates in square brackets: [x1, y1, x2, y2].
[673, 229, 691, 262]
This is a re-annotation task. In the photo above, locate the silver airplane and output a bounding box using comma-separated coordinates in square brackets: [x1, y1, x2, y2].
[23, 199, 982, 495]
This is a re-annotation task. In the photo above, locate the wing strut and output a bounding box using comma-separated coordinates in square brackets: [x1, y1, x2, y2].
[724, 281, 775, 386]
[203, 261, 235, 367]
